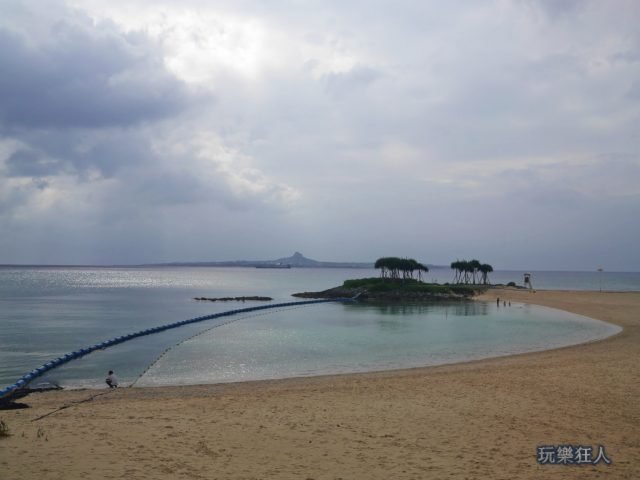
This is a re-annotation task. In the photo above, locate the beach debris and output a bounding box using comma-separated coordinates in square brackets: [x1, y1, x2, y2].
[0, 388, 32, 410]
[193, 296, 273, 302]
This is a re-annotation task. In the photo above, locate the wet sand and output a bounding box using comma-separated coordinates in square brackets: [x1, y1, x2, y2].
[1, 289, 638, 479]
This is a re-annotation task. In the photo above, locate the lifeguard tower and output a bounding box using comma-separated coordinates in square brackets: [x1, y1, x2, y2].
[524, 272, 533, 289]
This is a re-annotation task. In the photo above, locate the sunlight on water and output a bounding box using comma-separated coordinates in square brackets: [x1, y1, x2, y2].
[135, 302, 620, 387]
[0, 266, 629, 389]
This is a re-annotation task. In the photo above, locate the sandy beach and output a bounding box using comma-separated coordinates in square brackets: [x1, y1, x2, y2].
[1, 289, 638, 479]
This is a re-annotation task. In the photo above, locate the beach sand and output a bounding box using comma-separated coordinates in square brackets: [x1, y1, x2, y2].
[1, 289, 638, 479]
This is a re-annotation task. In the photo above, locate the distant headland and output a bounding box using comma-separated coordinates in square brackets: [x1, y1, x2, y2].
[150, 252, 384, 269]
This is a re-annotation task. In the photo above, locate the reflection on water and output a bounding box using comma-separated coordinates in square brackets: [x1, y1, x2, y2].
[0, 266, 628, 389]
[359, 301, 490, 317]
[136, 301, 620, 387]
[341, 302, 492, 334]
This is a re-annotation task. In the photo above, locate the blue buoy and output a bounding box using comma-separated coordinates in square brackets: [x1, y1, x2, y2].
[1, 297, 345, 402]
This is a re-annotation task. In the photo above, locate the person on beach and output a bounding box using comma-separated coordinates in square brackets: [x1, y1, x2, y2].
[106, 370, 118, 388]
[497, 297, 500, 307]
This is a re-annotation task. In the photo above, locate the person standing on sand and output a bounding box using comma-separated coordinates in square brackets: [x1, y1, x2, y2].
[497, 297, 500, 307]
[106, 370, 118, 388]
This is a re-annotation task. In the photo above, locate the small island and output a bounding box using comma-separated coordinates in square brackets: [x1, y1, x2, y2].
[293, 257, 493, 302]
[194, 296, 273, 302]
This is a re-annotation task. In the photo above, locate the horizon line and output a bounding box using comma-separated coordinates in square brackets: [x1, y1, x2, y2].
[0, 263, 637, 273]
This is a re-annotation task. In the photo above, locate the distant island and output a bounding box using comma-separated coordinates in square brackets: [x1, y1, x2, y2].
[151, 252, 374, 268]
[293, 256, 492, 301]
[293, 277, 483, 302]
[194, 296, 273, 302]
[150, 252, 448, 269]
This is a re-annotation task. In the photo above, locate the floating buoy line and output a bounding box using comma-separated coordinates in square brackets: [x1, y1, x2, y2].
[0, 297, 353, 402]
[129, 302, 326, 387]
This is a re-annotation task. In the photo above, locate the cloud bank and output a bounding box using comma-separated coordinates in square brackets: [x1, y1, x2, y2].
[1, 0, 639, 269]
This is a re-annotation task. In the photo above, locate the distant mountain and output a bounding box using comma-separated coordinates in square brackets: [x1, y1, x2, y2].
[273, 252, 373, 268]
[153, 252, 374, 268]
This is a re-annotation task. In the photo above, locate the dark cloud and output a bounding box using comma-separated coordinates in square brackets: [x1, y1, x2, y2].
[0, 0, 638, 269]
[5, 128, 158, 179]
[0, 11, 191, 130]
[4, 149, 64, 177]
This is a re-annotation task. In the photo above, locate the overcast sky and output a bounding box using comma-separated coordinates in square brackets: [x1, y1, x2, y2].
[1, 0, 639, 270]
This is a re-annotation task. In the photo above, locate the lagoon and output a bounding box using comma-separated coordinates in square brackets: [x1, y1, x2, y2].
[0, 266, 629, 388]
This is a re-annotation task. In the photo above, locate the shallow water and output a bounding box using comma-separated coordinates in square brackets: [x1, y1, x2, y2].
[0, 266, 628, 388]
[136, 301, 620, 387]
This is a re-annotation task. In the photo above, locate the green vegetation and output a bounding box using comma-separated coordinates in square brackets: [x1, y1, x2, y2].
[343, 277, 479, 296]
[294, 256, 487, 300]
[303, 256, 491, 301]
[450, 259, 494, 285]
[374, 257, 429, 281]
[363, 256, 487, 295]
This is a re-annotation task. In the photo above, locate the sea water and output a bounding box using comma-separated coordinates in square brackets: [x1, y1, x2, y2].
[136, 301, 619, 387]
[0, 266, 632, 388]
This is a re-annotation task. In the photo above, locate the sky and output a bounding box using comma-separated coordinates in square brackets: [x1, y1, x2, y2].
[0, 0, 639, 270]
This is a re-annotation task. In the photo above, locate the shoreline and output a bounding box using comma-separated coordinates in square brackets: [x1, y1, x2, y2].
[2, 288, 639, 479]
[17, 293, 621, 392]
[133, 298, 622, 389]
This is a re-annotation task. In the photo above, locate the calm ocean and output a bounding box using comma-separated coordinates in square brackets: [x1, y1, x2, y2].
[0, 266, 634, 389]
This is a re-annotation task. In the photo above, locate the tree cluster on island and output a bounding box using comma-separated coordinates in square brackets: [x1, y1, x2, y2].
[450, 259, 493, 285]
[374, 257, 429, 281]
[293, 256, 491, 301]
[373, 257, 493, 285]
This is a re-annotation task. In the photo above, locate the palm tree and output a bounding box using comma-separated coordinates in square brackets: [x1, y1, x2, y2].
[451, 260, 461, 283]
[479, 263, 493, 284]
[415, 261, 429, 281]
[469, 259, 482, 284]
[451, 259, 491, 285]
[375, 257, 389, 279]
[461, 260, 472, 284]
[375, 257, 429, 282]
